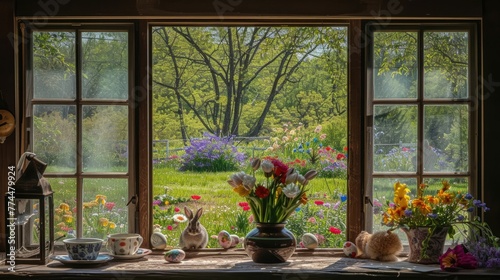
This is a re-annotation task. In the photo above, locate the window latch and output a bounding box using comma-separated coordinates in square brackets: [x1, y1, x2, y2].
[127, 194, 138, 206]
[364, 196, 373, 206]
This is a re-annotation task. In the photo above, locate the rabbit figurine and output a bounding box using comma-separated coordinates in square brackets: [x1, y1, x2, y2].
[179, 207, 209, 250]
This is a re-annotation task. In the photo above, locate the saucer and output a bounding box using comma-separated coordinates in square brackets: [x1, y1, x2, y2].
[50, 254, 113, 265]
[109, 248, 152, 260]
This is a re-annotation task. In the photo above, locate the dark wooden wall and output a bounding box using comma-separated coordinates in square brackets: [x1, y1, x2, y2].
[1, 0, 498, 252]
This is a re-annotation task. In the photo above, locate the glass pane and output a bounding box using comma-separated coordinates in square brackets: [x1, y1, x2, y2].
[33, 105, 76, 173]
[50, 178, 77, 241]
[424, 105, 469, 172]
[372, 177, 417, 237]
[83, 179, 129, 239]
[82, 105, 128, 172]
[373, 105, 418, 172]
[424, 32, 469, 99]
[373, 31, 418, 99]
[82, 32, 129, 99]
[14, 198, 42, 260]
[33, 31, 76, 99]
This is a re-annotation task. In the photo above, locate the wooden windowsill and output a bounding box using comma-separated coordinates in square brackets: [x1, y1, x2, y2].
[2, 249, 500, 280]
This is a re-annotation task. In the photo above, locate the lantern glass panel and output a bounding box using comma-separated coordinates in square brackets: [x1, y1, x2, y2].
[13, 198, 41, 261]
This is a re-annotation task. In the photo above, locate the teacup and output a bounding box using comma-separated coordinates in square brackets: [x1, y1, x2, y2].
[63, 238, 103, 260]
[106, 233, 143, 255]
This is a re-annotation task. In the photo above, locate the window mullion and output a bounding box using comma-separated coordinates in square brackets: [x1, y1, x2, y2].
[417, 28, 424, 185]
[75, 28, 84, 239]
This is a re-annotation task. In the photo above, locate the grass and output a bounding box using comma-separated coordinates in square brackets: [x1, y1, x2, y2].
[152, 166, 348, 248]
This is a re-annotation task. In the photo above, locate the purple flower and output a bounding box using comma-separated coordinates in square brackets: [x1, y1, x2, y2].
[464, 193, 473, 200]
[340, 194, 347, 202]
[404, 209, 413, 217]
[153, 200, 161, 206]
[428, 213, 438, 219]
[456, 214, 465, 221]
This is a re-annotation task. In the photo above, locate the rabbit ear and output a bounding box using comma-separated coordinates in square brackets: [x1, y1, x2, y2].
[184, 207, 193, 219]
[195, 208, 203, 220]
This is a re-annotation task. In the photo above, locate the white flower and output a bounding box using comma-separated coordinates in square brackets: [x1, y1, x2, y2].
[285, 171, 298, 185]
[173, 214, 188, 223]
[261, 160, 274, 173]
[242, 174, 256, 190]
[282, 183, 301, 198]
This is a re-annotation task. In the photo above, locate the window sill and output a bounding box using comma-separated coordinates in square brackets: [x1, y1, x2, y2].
[2, 249, 500, 280]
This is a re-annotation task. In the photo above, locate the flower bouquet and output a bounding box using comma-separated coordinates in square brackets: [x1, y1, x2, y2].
[382, 180, 495, 263]
[227, 157, 318, 263]
[227, 157, 318, 223]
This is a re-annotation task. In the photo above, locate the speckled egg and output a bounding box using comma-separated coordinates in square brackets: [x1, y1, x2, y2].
[218, 230, 232, 249]
[230, 235, 240, 248]
[343, 241, 358, 258]
[150, 232, 167, 250]
[164, 249, 186, 263]
[301, 233, 319, 249]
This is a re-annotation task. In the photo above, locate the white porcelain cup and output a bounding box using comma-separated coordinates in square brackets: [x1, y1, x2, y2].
[106, 233, 143, 255]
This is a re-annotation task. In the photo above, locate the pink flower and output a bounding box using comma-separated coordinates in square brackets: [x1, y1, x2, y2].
[248, 214, 254, 224]
[329, 226, 342, 235]
[174, 207, 180, 212]
[105, 202, 115, 211]
[191, 195, 201, 200]
[308, 217, 317, 224]
[314, 200, 324, 206]
[439, 245, 478, 271]
[167, 225, 173, 231]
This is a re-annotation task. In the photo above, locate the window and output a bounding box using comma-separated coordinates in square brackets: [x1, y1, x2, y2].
[365, 24, 478, 235]
[151, 25, 349, 248]
[26, 24, 135, 240]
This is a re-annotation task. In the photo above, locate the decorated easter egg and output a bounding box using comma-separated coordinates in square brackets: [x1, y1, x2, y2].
[164, 249, 186, 263]
[230, 234, 240, 248]
[218, 230, 232, 249]
[343, 241, 357, 258]
[301, 233, 319, 249]
[150, 232, 167, 250]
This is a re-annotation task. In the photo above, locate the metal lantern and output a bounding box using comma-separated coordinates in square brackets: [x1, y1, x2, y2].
[5, 153, 54, 264]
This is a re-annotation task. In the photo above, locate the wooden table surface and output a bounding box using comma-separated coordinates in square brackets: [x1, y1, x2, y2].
[2, 249, 500, 280]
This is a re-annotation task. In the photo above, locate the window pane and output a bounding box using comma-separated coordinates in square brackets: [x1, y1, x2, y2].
[373, 32, 418, 99]
[33, 31, 76, 99]
[424, 32, 469, 99]
[424, 105, 469, 172]
[83, 179, 129, 239]
[33, 105, 76, 173]
[372, 177, 417, 235]
[49, 178, 77, 241]
[82, 105, 128, 172]
[373, 105, 417, 172]
[82, 32, 129, 100]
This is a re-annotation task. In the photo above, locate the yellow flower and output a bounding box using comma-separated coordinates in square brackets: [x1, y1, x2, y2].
[276, 187, 282, 199]
[233, 185, 251, 197]
[109, 222, 116, 229]
[99, 218, 109, 227]
[63, 215, 73, 223]
[425, 195, 439, 205]
[95, 194, 107, 205]
[59, 203, 70, 211]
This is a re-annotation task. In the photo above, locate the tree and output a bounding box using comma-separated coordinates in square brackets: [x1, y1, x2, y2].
[152, 26, 348, 140]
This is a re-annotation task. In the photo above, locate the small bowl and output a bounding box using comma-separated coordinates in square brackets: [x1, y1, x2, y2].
[63, 238, 103, 260]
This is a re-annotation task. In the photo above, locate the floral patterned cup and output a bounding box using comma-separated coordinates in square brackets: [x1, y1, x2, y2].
[63, 238, 103, 260]
[106, 233, 143, 255]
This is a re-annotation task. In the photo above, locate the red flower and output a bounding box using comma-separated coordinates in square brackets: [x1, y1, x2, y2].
[325, 146, 332, 152]
[238, 202, 249, 207]
[343, 146, 348, 151]
[336, 153, 346, 160]
[270, 158, 288, 183]
[191, 195, 201, 200]
[174, 207, 180, 213]
[329, 226, 342, 234]
[105, 202, 115, 211]
[314, 200, 324, 206]
[242, 206, 250, 211]
[167, 225, 173, 231]
[255, 185, 270, 198]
